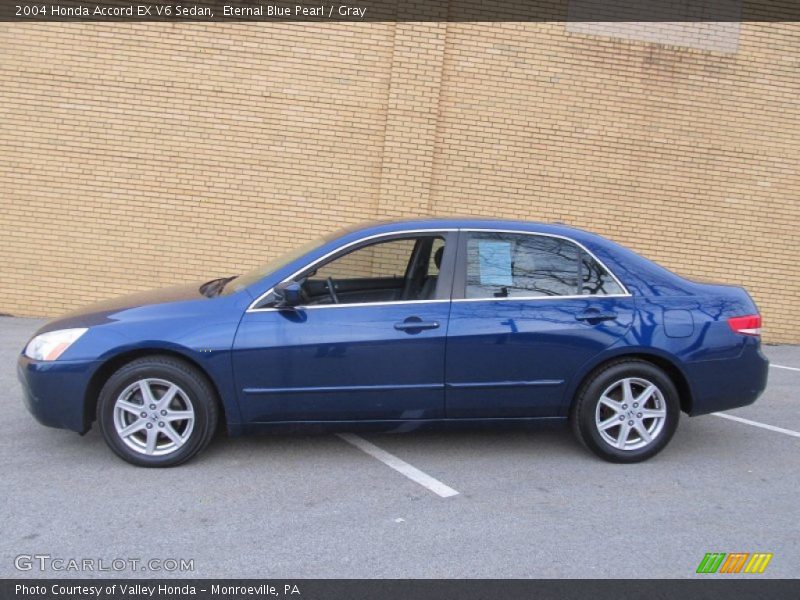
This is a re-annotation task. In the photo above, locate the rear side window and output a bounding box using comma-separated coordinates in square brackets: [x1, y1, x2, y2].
[464, 232, 624, 299]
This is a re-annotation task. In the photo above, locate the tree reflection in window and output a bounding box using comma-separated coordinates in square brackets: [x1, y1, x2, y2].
[466, 233, 624, 299]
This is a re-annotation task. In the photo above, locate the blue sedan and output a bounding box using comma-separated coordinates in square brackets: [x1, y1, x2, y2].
[17, 219, 768, 466]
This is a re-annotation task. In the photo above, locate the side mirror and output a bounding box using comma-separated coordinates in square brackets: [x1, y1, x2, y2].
[273, 281, 303, 308]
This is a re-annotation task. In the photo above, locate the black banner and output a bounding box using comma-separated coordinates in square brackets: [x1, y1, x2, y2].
[2, 0, 800, 22]
[4, 579, 800, 600]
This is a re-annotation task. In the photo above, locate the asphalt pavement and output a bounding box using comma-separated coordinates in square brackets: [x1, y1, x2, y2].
[1, 316, 797, 578]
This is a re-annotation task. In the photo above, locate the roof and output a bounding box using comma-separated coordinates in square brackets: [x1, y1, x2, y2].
[329, 217, 590, 241]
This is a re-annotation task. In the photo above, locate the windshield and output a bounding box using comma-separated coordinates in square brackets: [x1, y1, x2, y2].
[219, 236, 327, 296]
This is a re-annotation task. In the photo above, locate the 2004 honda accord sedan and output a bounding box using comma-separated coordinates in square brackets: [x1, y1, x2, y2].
[18, 219, 768, 466]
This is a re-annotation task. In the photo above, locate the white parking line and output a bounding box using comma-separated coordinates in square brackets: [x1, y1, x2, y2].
[337, 433, 459, 498]
[712, 412, 800, 439]
[771, 364, 800, 372]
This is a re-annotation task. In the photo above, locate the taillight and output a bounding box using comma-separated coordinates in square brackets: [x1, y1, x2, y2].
[728, 314, 761, 337]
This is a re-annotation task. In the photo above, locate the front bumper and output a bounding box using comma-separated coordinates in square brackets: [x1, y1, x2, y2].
[17, 355, 101, 433]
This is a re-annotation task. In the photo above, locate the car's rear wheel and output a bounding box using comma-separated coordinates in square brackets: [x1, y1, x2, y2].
[570, 359, 680, 463]
[97, 356, 218, 467]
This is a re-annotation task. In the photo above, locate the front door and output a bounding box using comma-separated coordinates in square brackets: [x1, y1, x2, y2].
[232, 232, 455, 423]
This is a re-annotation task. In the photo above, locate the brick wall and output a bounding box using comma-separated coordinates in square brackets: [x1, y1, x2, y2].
[0, 22, 797, 342]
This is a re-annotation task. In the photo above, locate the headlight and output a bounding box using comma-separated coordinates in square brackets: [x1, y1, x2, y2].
[24, 328, 88, 361]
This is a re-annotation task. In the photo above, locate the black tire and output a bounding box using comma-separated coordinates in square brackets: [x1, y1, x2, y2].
[97, 356, 219, 467]
[570, 359, 680, 463]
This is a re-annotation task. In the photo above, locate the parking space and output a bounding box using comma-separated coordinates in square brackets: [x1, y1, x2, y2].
[715, 358, 800, 434]
[1, 317, 797, 578]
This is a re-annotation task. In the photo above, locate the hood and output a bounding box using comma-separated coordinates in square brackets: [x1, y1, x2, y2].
[38, 281, 211, 333]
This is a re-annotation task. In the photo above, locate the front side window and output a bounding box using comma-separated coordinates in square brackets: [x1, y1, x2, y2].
[464, 232, 624, 299]
[296, 235, 446, 305]
[311, 238, 417, 282]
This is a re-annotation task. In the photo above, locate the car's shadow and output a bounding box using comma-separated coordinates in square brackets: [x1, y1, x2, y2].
[12, 411, 744, 473]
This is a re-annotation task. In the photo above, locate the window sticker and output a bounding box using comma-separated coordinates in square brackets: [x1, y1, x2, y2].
[478, 240, 513, 286]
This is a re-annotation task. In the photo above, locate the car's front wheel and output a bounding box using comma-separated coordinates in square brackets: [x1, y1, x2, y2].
[570, 359, 680, 463]
[97, 356, 218, 467]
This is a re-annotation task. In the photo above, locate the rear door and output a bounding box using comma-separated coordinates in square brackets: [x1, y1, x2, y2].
[444, 230, 635, 418]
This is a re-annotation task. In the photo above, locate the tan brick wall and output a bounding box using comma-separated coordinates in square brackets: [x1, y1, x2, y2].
[0, 22, 798, 342]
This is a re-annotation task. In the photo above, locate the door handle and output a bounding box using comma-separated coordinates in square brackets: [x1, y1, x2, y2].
[575, 309, 617, 323]
[394, 319, 440, 332]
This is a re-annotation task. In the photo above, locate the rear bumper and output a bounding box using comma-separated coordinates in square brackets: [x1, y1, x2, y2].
[17, 355, 100, 433]
[683, 341, 769, 416]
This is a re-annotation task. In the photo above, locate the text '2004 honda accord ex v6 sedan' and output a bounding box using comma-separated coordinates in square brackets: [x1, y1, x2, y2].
[18, 219, 768, 467]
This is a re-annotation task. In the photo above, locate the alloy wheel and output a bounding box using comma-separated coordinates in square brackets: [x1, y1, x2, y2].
[594, 377, 667, 451]
[112, 378, 195, 456]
